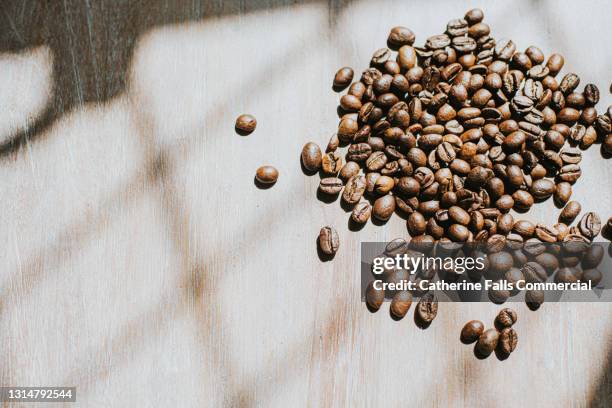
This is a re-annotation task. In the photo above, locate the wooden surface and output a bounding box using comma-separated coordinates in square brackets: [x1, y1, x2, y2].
[0, 0, 611, 406]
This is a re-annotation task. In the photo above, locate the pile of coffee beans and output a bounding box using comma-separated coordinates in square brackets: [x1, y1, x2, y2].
[304, 7, 610, 253]
[461, 308, 518, 358]
[303, 8, 610, 358]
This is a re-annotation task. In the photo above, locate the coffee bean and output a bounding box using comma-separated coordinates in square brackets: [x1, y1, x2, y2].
[559, 201, 581, 224]
[372, 195, 395, 221]
[374, 175, 395, 195]
[407, 212, 427, 236]
[498, 327, 518, 354]
[558, 164, 581, 183]
[525, 289, 545, 310]
[319, 226, 339, 255]
[397, 45, 417, 70]
[319, 177, 343, 195]
[530, 178, 555, 200]
[513, 220, 535, 238]
[390, 291, 413, 318]
[579, 212, 601, 239]
[448, 224, 469, 241]
[365, 281, 385, 311]
[322, 152, 343, 175]
[235, 114, 257, 134]
[351, 202, 372, 224]
[461, 320, 484, 344]
[546, 53, 565, 76]
[553, 182, 572, 206]
[339, 161, 361, 180]
[495, 308, 517, 328]
[476, 329, 499, 356]
[416, 293, 438, 324]
[255, 165, 278, 184]
[334, 67, 354, 89]
[388, 26, 415, 49]
[343, 175, 367, 204]
[301, 142, 322, 172]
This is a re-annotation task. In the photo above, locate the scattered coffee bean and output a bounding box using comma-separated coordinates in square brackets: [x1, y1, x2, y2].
[461, 320, 485, 344]
[255, 165, 278, 184]
[318, 226, 339, 255]
[498, 327, 518, 354]
[235, 114, 257, 134]
[475, 328, 499, 356]
[416, 293, 438, 324]
[390, 291, 413, 318]
[301, 142, 322, 171]
[333, 67, 354, 89]
[495, 308, 517, 328]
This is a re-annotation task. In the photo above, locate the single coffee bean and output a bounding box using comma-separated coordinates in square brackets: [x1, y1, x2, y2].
[476, 329, 499, 356]
[530, 178, 555, 200]
[319, 177, 343, 195]
[461, 320, 485, 344]
[407, 212, 427, 236]
[319, 226, 339, 255]
[535, 224, 559, 243]
[373, 195, 396, 221]
[390, 291, 413, 318]
[235, 114, 257, 134]
[365, 281, 385, 311]
[525, 289, 545, 310]
[546, 53, 565, 76]
[553, 182, 572, 206]
[448, 224, 470, 242]
[497, 213, 514, 235]
[333, 67, 354, 89]
[559, 201, 581, 223]
[321, 152, 343, 175]
[579, 212, 601, 240]
[374, 175, 395, 195]
[488, 282, 510, 304]
[301, 142, 322, 172]
[388, 26, 415, 48]
[255, 165, 278, 184]
[582, 245, 604, 269]
[513, 220, 535, 238]
[416, 293, 438, 324]
[343, 175, 367, 204]
[498, 327, 518, 354]
[351, 202, 372, 224]
[397, 45, 417, 70]
[448, 206, 470, 225]
[495, 308, 518, 328]
[558, 164, 581, 183]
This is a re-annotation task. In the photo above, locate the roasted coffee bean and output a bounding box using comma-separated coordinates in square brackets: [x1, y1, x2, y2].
[365, 281, 385, 311]
[255, 165, 279, 184]
[319, 177, 343, 195]
[301, 142, 322, 171]
[553, 182, 572, 206]
[497, 213, 514, 235]
[546, 53, 565, 76]
[366, 151, 387, 171]
[535, 224, 560, 243]
[513, 220, 535, 238]
[579, 212, 601, 239]
[235, 114, 257, 134]
[448, 224, 470, 241]
[559, 202, 582, 225]
[476, 329, 499, 356]
[338, 117, 359, 141]
[319, 226, 339, 255]
[558, 164, 581, 183]
[373, 195, 396, 221]
[582, 245, 604, 269]
[522, 261, 547, 283]
[343, 175, 367, 204]
[495, 308, 518, 328]
[339, 161, 361, 180]
[407, 212, 427, 236]
[397, 45, 417, 70]
[351, 202, 372, 224]
[448, 206, 470, 226]
[416, 293, 438, 324]
[498, 328, 518, 354]
[530, 178, 555, 200]
[390, 291, 413, 318]
[461, 320, 484, 344]
[559, 147, 582, 164]
[322, 152, 343, 174]
[559, 73, 580, 94]
[333, 67, 354, 89]
[388, 26, 416, 48]
[374, 175, 395, 195]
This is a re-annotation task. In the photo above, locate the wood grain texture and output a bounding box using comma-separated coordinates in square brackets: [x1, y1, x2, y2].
[0, 0, 611, 406]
